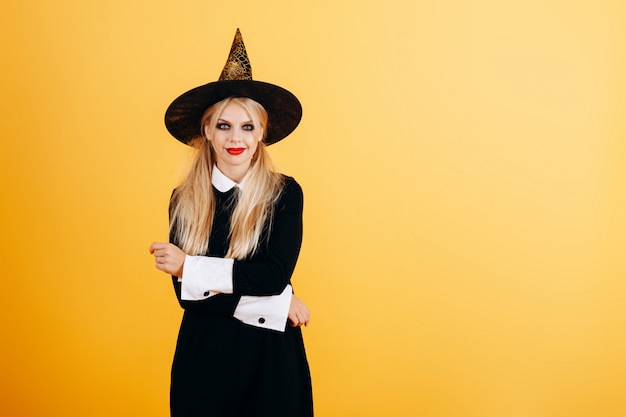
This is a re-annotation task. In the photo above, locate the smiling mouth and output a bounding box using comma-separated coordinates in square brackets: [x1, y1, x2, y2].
[226, 148, 245, 155]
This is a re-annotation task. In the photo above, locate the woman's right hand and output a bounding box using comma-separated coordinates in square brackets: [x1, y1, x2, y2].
[288, 294, 310, 327]
[149, 242, 186, 277]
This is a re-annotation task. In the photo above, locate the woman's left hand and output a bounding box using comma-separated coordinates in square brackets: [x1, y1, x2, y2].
[288, 294, 310, 327]
[149, 242, 186, 277]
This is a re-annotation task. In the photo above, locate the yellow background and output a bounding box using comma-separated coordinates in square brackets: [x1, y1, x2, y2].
[1, 0, 625, 416]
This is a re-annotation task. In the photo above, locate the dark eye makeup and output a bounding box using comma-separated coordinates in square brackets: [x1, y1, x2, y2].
[216, 122, 254, 131]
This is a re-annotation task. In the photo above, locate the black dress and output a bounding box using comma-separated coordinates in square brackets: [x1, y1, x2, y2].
[169, 176, 313, 417]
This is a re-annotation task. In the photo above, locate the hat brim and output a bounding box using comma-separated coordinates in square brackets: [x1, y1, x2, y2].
[165, 80, 302, 146]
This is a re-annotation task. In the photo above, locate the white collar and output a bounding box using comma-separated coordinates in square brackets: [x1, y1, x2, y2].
[212, 165, 245, 192]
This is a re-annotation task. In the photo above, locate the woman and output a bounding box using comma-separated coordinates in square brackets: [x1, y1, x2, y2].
[149, 29, 313, 417]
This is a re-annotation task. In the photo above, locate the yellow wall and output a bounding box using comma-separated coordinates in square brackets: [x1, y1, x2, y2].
[1, 0, 625, 416]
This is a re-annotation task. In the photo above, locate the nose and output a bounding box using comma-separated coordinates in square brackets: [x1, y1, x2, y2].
[229, 128, 242, 143]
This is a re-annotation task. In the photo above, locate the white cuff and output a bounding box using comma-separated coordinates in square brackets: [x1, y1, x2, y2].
[234, 285, 293, 332]
[180, 255, 234, 301]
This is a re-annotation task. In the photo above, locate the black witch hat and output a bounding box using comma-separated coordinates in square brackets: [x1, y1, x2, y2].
[165, 29, 302, 145]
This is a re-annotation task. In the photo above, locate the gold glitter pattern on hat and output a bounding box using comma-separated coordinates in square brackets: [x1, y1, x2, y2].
[219, 28, 253, 81]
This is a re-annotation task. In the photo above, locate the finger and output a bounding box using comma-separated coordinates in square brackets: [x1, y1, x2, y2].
[149, 242, 168, 254]
[295, 313, 305, 327]
[300, 311, 310, 326]
[155, 260, 172, 274]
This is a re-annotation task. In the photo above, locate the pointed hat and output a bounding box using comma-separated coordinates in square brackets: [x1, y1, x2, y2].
[165, 29, 302, 145]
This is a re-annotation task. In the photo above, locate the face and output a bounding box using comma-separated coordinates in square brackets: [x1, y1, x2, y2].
[207, 101, 262, 180]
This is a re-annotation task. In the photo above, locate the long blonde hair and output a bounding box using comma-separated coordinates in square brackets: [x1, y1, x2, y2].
[169, 97, 284, 259]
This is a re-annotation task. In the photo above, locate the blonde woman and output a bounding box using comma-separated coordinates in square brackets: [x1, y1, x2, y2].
[150, 30, 313, 417]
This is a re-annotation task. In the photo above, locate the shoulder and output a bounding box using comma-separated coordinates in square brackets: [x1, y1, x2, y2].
[280, 175, 303, 196]
[276, 174, 303, 210]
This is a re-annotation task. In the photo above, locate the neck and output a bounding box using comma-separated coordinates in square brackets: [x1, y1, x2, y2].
[216, 162, 250, 183]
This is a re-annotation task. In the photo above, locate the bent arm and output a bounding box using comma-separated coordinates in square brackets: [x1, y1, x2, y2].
[233, 179, 303, 295]
[179, 178, 303, 297]
[168, 178, 304, 331]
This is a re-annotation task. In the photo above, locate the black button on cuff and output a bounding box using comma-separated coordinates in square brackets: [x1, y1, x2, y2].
[258, 317, 266, 324]
[203, 291, 210, 297]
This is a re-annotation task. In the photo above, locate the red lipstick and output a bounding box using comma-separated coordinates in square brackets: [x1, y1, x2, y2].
[227, 148, 245, 155]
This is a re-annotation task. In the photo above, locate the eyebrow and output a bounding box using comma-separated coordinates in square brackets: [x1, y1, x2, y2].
[217, 118, 254, 124]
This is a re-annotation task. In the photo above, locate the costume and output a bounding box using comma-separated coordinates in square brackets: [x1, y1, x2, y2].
[162, 29, 312, 417]
[169, 169, 312, 417]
